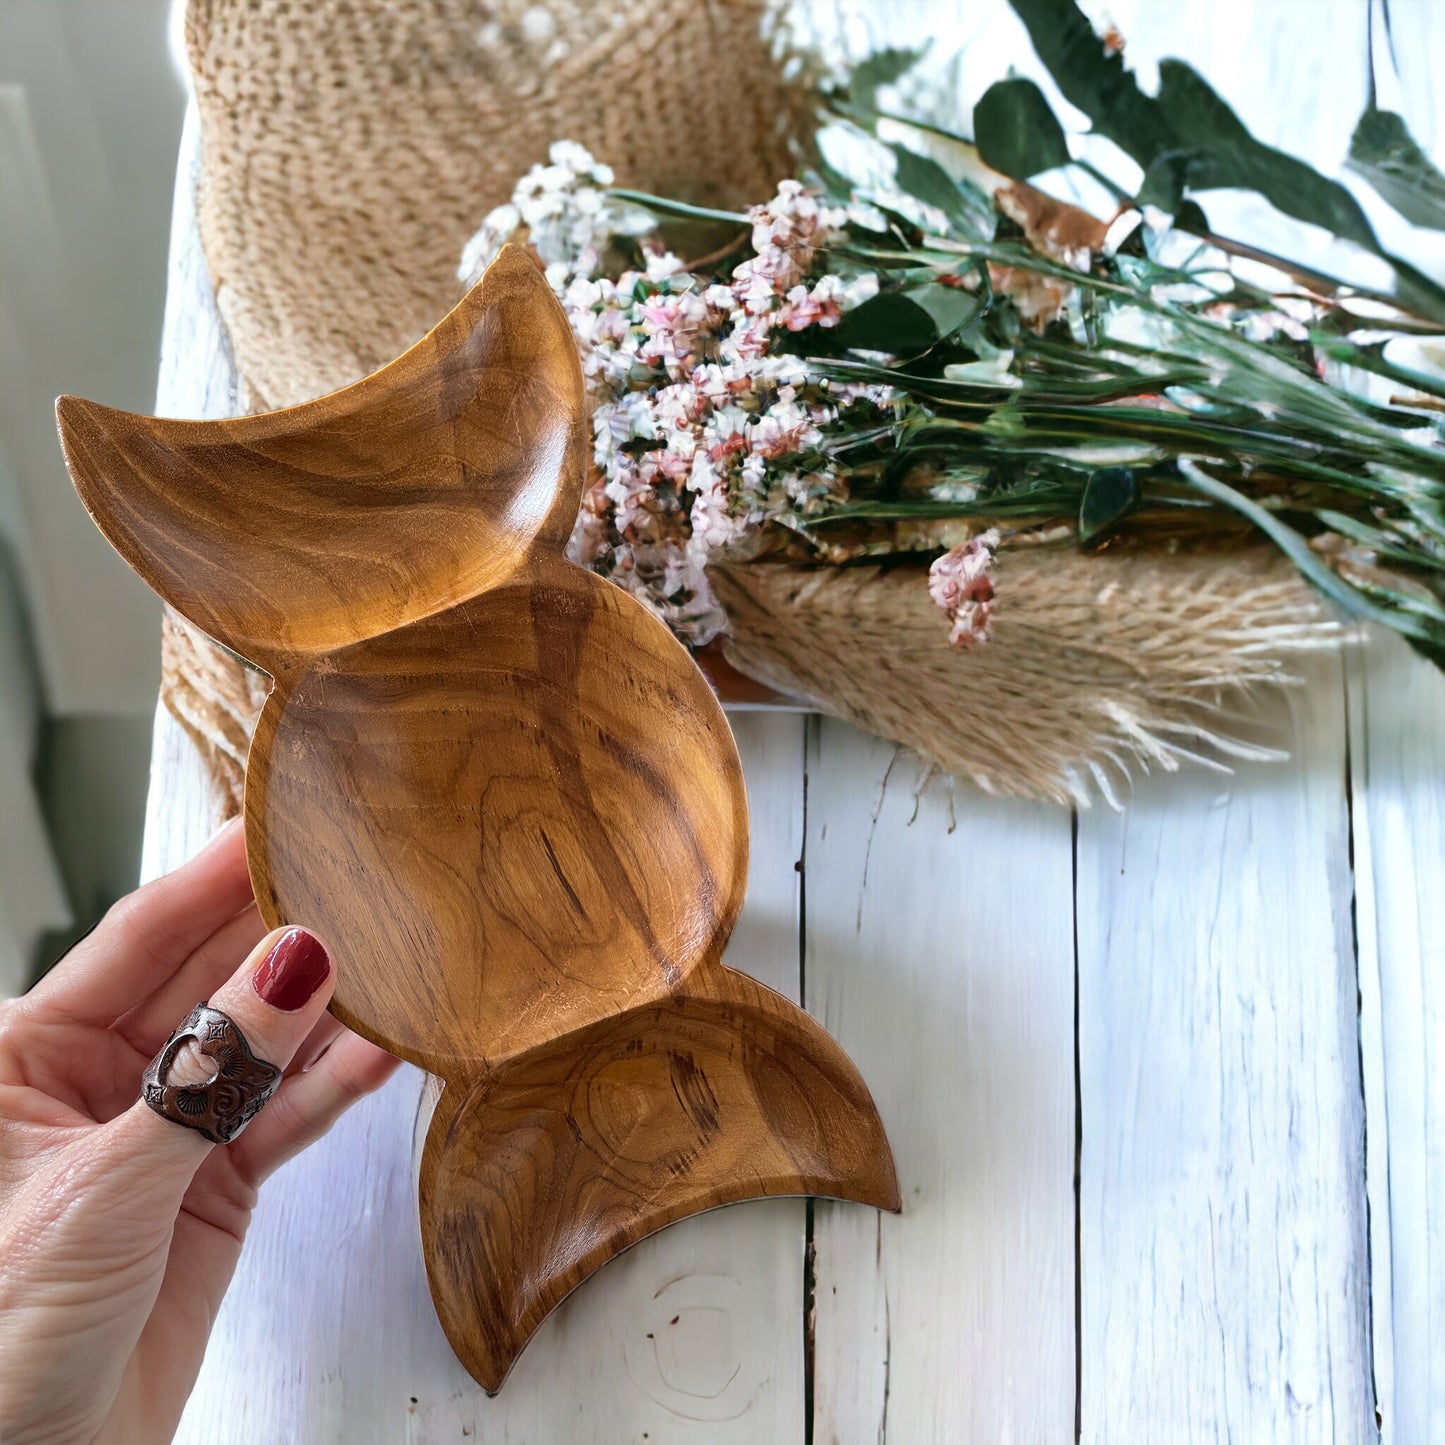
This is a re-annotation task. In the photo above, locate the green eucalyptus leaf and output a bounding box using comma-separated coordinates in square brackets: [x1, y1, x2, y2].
[1379, 251, 1445, 326]
[1138, 150, 1191, 213]
[835, 290, 939, 354]
[1147, 62, 1379, 249]
[974, 77, 1072, 179]
[1079, 465, 1141, 542]
[888, 142, 990, 235]
[606, 189, 748, 225]
[849, 48, 924, 112]
[1347, 107, 1445, 231]
[1173, 197, 1212, 237]
[1005, 0, 1445, 320]
[906, 282, 980, 340]
[1006, 0, 1163, 167]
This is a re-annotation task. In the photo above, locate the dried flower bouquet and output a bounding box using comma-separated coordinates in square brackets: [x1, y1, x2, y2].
[460, 6, 1445, 799]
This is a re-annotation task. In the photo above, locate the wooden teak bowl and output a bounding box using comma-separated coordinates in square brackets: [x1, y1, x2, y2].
[56, 245, 899, 1391]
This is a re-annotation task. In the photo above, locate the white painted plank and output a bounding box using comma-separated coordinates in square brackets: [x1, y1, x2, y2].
[140, 697, 218, 884]
[1348, 630, 1445, 1445]
[1075, 654, 1376, 1443]
[807, 718, 1077, 1445]
[152, 107, 241, 429]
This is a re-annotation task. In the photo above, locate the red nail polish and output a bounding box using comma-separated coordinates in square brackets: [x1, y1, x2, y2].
[252, 927, 330, 1011]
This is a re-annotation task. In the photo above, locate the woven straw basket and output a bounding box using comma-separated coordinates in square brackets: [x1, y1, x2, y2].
[173, 0, 1330, 814]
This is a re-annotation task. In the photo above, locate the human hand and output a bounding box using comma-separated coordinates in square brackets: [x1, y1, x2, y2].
[0, 820, 400, 1444]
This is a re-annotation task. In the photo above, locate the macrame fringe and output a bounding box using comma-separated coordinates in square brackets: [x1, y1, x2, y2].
[160, 612, 266, 819]
[711, 544, 1339, 808]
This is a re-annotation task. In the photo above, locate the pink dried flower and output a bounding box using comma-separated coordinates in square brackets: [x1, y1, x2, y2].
[704, 407, 752, 464]
[929, 530, 1000, 647]
[733, 265, 782, 317]
[689, 469, 740, 551]
[779, 280, 844, 332]
[751, 398, 822, 458]
[720, 313, 775, 361]
[692, 362, 753, 404]
[637, 289, 711, 378]
[747, 179, 846, 291]
[472, 149, 891, 647]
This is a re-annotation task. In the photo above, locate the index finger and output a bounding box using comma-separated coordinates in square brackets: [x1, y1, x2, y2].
[31, 818, 256, 1026]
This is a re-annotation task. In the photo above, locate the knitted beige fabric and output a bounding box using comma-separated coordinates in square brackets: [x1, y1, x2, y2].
[172, 0, 1332, 814]
[186, 0, 809, 411]
[160, 612, 268, 808]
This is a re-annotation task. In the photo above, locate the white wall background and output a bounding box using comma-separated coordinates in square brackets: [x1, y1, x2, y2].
[0, 0, 184, 987]
[0, 0, 184, 711]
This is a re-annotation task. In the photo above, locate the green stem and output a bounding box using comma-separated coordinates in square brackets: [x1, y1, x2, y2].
[1177, 462, 1442, 643]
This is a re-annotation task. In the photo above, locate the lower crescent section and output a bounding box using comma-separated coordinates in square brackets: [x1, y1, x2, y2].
[416, 966, 900, 1392]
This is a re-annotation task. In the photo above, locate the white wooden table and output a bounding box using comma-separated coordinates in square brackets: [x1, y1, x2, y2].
[146, 58, 1445, 1445]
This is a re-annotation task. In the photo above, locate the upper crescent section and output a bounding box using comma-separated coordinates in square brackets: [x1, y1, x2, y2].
[55, 245, 587, 676]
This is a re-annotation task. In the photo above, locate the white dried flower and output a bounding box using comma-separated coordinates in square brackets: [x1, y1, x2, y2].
[464, 161, 892, 645]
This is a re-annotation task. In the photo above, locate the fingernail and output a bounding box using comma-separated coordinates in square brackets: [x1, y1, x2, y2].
[252, 927, 331, 1011]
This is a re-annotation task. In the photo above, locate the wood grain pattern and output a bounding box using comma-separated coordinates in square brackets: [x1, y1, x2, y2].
[254, 556, 751, 1072]
[417, 965, 893, 1390]
[57, 247, 587, 675]
[57, 243, 897, 1393]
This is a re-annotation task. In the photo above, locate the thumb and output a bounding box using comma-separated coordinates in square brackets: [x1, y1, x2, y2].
[93, 926, 335, 1212]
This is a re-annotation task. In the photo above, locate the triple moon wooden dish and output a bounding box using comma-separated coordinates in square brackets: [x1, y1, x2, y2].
[56, 244, 899, 1392]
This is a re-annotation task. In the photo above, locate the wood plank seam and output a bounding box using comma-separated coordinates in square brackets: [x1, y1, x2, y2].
[807, 719, 1077, 1445]
[1342, 660, 1386, 1442]
[1072, 805, 1084, 1444]
[801, 714, 816, 1445]
[1346, 642, 1395, 1443]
